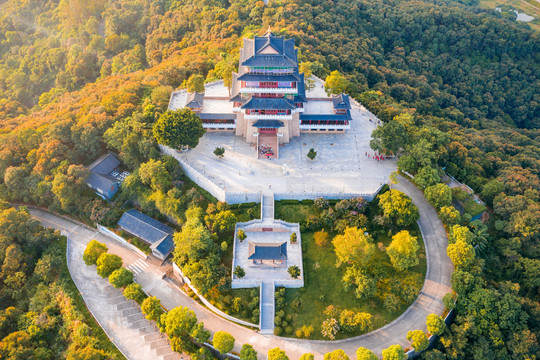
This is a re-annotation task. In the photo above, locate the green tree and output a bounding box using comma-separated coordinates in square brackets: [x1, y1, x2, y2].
[332, 227, 375, 267]
[123, 283, 146, 304]
[214, 147, 225, 158]
[288, 265, 301, 279]
[307, 148, 317, 160]
[414, 166, 440, 189]
[141, 296, 164, 324]
[213, 331, 235, 354]
[324, 349, 350, 360]
[240, 344, 258, 360]
[290, 232, 297, 243]
[342, 267, 376, 300]
[356, 347, 378, 360]
[378, 189, 420, 227]
[213, 210, 237, 232]
[424, 183, 452, 210]
[381, 344, 406, 360]
[153, 109, 205, 149]
[185, 74, 205, 93]
[426, 313, 446, 335]
[161, 306, 198, 352]
[325, 71, 350, 95]
[447, 240, 475, 269]
[108, 267, 134, 288]
[96, 253, 122, 278]
[299, 353, 315, 360]
[387, 230, 420, 271]
[370, 120, 408, 155]
[439, 206, 461, 226]
[407, 329, 428, 352]
[268, 347, 289, 360]
[139, 159, 172, 191]
[233, 266, 245, 278]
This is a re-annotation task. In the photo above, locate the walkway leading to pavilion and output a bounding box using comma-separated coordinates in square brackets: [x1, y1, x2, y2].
[261, 192, 274, 222]
[260, 281, 275, 334]
[257, 133, 279, 160]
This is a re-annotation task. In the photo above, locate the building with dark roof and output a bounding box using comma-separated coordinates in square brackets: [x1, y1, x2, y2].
[117, 209, 175, 260]
[168, 27, 354, 158]
[248, 241, 288, 265]
[86, 153, 121, 200]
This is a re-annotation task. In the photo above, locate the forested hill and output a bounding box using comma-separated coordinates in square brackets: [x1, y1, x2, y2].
[0, 0, 538, 359]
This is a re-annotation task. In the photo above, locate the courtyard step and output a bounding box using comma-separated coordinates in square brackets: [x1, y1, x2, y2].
[260, 282, 275, 334]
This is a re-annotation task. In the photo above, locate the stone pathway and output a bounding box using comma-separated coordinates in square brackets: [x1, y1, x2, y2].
[260, 281, 275, 334]
[262, 193, 275, 222]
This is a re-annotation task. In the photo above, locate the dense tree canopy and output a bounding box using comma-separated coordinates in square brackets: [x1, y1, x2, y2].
[153, 109, 205, 149]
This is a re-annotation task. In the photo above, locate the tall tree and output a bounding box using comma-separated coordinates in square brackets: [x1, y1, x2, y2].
[153, 109, 205, 149]
[332, 227, 375, 267]
[387, 230, 420, 271]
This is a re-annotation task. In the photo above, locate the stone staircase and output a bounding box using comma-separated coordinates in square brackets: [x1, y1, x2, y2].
[260, 281, 275, 334]
[262, 193, 274, 222]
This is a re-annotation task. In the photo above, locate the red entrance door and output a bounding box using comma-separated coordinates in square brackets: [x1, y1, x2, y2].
[259, 128, 277, 134]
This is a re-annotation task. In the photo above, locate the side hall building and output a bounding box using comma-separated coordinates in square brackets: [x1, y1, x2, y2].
[168, 29, 352, 158]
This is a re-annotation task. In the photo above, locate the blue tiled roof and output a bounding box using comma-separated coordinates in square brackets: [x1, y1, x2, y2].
[154, 234, 174, 258]
[198, 113, 236, 120]
[332, 94, 351, 110]
[252, 120, 285, 128]
[300, 110, 352, 122]
[241, 97, 296, 110]
[294, 73, 307, 103]
[240, 32, 297, 68]
[248, 242, 288, 260]
[237, 73, 300, 82]
[118, 209, 173, 245]
[88, 154, 120, 175]
[87, 173, 118, 197]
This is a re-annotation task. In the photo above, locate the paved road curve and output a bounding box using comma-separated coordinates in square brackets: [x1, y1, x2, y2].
[29, 175, 452, 359]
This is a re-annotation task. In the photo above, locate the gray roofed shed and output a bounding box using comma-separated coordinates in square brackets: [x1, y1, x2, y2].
[186, 92, 204, 108]
[88, 153, 120, 175]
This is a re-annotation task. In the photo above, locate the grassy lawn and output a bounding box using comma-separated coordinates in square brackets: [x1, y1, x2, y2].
[462, 197, 487, 217]
[274, 200, 427, 340]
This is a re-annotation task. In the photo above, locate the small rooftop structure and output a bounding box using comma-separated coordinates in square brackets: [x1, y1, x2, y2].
[185, 92, 204, 111]
[86, 153, 121, 200]
[248, 241, 288, 261]
[332, 94, 351, 110]
[118, 209, 175, 260]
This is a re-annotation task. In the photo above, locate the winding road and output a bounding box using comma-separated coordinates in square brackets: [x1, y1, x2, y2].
[30, 175, 452, 359]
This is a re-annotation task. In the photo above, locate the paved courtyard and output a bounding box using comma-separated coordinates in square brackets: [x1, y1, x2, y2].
[176, 79, 395, 197]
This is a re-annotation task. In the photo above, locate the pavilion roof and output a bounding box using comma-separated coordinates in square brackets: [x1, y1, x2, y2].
[248, 241, 288, 260]
[241, 97, 296, 110]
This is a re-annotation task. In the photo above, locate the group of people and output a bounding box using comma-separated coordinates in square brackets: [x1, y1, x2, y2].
[365, 152, 385, 162]
[259, 146, 274, 159]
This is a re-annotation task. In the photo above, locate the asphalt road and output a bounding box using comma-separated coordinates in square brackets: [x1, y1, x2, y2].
[29, 175, 452, 359]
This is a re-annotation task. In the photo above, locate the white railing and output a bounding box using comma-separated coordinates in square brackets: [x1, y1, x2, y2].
[244, 113, 292, 120]
[300, 123, 351, 130]
[240, 87, 297, 94]
[202, 123, 236, 129]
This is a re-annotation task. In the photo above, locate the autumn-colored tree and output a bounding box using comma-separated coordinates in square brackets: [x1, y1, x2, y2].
[268, 347, 289, 360]
[185, 74, 205, 93]
[407, 329, 429, 352]
[141, 296, 164, 324]
[332, 227, 375, 267]
[139, 159, 172, 191]
[96, 253, 122, 278]
[387, 230, 420, 271]
[425, 183, 452, 210]
[356, 347, 378, 360]
[426, 313, 446, 335]
[447, 240, 475, 269]
[324, 349, 350, 360]
[378, 189, 419, 227]
[381, 344, 406, 360]
[325, 71, 350, 95]
[213, 331, 235, 354]
[108, 267, 134, 288]
[83, 240, 108, 266]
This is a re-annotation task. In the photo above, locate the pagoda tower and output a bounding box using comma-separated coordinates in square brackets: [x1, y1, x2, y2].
[230, 28, 307, 157]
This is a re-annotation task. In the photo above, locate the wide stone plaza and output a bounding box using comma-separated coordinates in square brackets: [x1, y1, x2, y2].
[172, 79, 396, 198]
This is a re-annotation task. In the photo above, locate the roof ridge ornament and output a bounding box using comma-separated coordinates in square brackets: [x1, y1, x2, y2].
[264, 26, 274, 37]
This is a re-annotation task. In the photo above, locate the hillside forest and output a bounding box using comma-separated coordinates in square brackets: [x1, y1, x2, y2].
[0, 0, 538, 359]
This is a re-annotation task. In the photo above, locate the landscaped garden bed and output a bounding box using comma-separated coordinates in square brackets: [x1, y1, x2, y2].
[273, 189, 427, 340]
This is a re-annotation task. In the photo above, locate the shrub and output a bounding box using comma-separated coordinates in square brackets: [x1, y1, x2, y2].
[221, 241, 228, 252]
[237, 229, 247, 241]
[123, 283, 146, 304]
[407, 330, 429, 352]
[290, 232, 297, 243]
[83, 240, 108, 266]
[96, 253, 122, 278]
[214, 147, 225, 158]
[314, 230, 330, 247]
[307, 148, 317, 160]
[323, 349, 350, 360]
[356, 347, 378, 360]
[274, 326, 283, 336]
[213, 331, 235, 354]
[288, 265, 301, 279]
[108, 267, 134, 288]
[321, 318, 339, 340]
[141, 296, 164, 324]
[234, 265, 245, 278]
[295, 325, 314, 338]
[443, 292, 457, 309]
[240, 344, 258, 360]
[426, 313, 446, 335]
[383, 293, 401, 313]
[268, 347, 289, 360]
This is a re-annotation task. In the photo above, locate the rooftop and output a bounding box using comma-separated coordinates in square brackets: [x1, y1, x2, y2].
[118, 209, 173, 245]
[186, 92, 204, 108]
[248, 241, 288, 260]
[88, 153, 120, 175]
